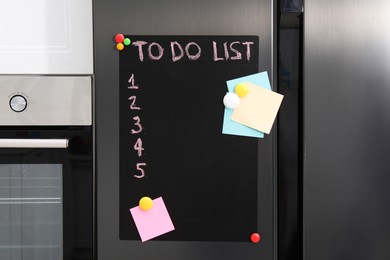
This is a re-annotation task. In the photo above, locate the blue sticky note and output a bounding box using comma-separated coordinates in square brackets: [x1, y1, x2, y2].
[222, 72, 272, 138]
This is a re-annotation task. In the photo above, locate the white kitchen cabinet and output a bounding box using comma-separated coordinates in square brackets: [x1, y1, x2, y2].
[0, 0, 93, 74]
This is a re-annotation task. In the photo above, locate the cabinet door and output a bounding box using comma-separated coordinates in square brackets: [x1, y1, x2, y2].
[0, 0, 93, 74]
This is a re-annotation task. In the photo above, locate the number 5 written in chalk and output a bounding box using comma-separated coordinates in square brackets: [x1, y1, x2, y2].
[133, 163, 146, 178]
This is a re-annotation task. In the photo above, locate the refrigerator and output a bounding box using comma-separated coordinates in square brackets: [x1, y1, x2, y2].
[304, 0, 390, 259]
[94, 0, 277, 259]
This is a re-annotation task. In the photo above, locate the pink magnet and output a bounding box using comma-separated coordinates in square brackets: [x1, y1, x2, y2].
[115, 34, 125, 43]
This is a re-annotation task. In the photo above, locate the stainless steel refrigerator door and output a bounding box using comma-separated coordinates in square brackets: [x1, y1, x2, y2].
[304, 0, 390, 259]
[95, 0, 276, 259]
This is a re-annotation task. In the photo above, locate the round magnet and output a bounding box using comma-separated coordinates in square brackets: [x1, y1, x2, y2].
[116, 43, 124, 51]
[223, 92, 240, 109]
[250, 233, 261, 243]
[235, 83, 249, 97]
[115, 33, 125, 43]
[123, 38, 131, 46]
[139, 197, 153, 211]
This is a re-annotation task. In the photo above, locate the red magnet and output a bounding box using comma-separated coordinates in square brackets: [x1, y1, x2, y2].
[250, 233, 261, 243]
[115, 33, 125, 43]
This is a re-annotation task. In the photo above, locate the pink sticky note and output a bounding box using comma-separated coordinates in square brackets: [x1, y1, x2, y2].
[130, 197, 175, 242]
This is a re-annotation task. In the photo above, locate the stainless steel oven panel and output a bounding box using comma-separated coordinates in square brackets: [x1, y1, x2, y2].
[0, 76, 92, 126]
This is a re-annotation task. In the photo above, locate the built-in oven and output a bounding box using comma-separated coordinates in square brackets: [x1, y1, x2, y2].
[0, 76, 94, 260]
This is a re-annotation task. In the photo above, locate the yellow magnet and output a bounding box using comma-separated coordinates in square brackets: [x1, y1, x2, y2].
[139, 197, 153, 211]
[116, 43, 124, 51]
[235, 83, 249, 97]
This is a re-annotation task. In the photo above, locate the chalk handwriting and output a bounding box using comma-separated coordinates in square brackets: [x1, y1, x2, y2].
[128, 96, 141, 110]
[132, 40, 255, 62]
[134, 163, 146, 178]
[131, 116, 143, 134]
[128, 74, 138, 89]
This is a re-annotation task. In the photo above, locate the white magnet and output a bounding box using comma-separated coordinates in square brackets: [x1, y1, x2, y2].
[223, 92, 240, 109]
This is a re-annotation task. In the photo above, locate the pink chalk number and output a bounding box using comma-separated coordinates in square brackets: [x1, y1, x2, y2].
[134, 138, 144, 157]
[128, 74, 138, 89]
[127, 74, 147, 179]
[131, 116, 143, 134]
[129, 96, 141, 110]
[134, 163, 146, 179]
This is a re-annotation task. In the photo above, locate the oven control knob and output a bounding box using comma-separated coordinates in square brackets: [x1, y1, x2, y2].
[9, 95, 27, 112]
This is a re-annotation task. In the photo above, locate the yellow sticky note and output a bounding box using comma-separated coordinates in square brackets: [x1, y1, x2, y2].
[231, 82, 283, 134]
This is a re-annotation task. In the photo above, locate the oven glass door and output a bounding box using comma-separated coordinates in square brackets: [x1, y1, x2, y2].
[0, 163, 63, 259]
[0, 128, 93, 260]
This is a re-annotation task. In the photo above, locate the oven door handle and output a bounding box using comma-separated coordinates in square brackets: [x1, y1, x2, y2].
[0, 139, 69, 148]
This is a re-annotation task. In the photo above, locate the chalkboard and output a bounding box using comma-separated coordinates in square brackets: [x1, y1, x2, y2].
[119, 36, 259, 242]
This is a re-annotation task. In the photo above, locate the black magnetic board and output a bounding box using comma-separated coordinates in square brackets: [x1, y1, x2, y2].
[119, 36, 259, 242]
